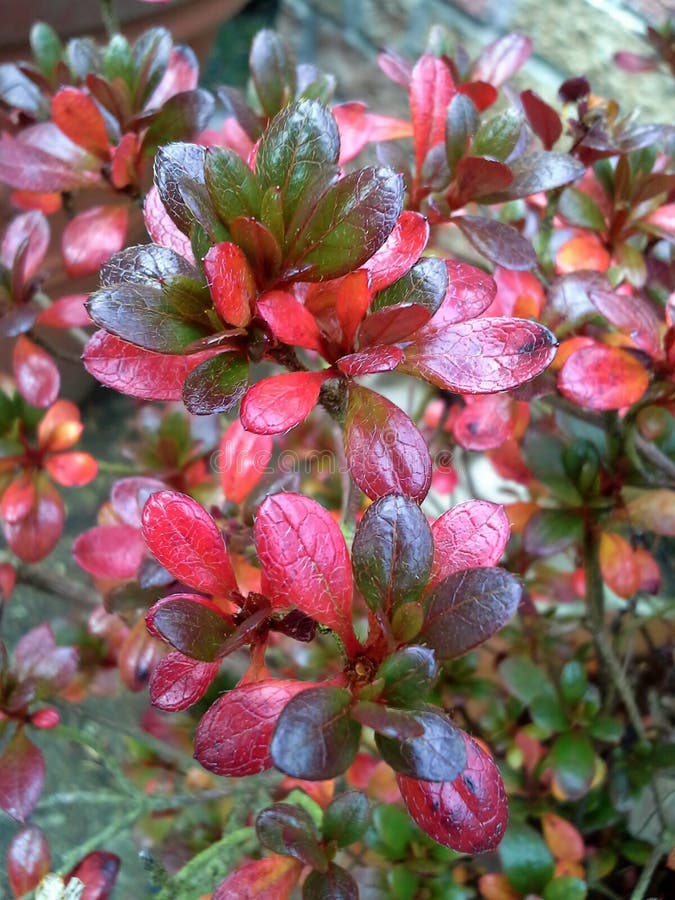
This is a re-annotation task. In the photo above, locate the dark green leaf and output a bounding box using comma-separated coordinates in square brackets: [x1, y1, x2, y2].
[132, 27, 172, 106]
[560, 660, 588, 706]
[372, 804, 413, 858]
[143, 89, 214, 156]
[375, 709, 466, 781]
[154, 142, 206, 235]
[322, 792, 370, 847]
[455, 216, 537, 270]
[523, 509, 583, 557]
[177, 179, 228, 243]
[255, 803, 327, 871]
[182, 352, 249, 416]
[530, 693, 569, 733]
[498, 657, 552, 705]
[204, 147, 262, 226]
[376, 646, 437, 707]
[302, 863, 358, 900]
[445, 93, 478, 173]
[498, 822, 555, 894]
[352, 702, 425, 740]
[270, 687, 360, 780]
[250, 29, 297, 117]
[549, 732, 596, 799]
[472, 108, 522, 161]
[559, 188, 606, 231]
[286, 167, 404, 281]
[480, 152, 585, 202]
[148, 596, 230, 661]
[371, 257, 448, 315]
[352, 494, 434, 614]
[100, 244, 197, 287]
[543, 877, 587, 900]
[102, 33, 133, 86]
[419, 567, 522, 661]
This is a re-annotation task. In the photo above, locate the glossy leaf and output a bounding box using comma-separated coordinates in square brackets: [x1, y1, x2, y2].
[250, 29, 296, 116]
[473, 108, 523, 160]
[451, 158, 513, 206]
[419, 567, 521, 661]
[410, 54, 456, 174]
[549, 732, 596, 799]
[369, 255, 448, 315]
[100, 243, 196, 287]
[430, 500, 510, 586]
[213, 856, 302, 900]
[146, 594, 231, 661]
[376, 709, 466, 781]
[333, 101, 413, 165]
[589, 289, 660, 357]
[7, 824, 51, 898]
[455, 216, 537, 270]
[195, 679, 319, 776]
[3, 478, 64, 563]
[257, 292, 323, 352]
[240, 371, 328, 435]
[154, 142, 206, 234]
[398, 731, 508, 852]
[352, 494, 433, 613]
[204, 242, 255, 327]
[558, 187, 606, 231]
[51, 87, 109, 158]
[498, 822, 555, 894]
[141, 489, 237, 595]
[218, 418, 273, 503]
[256, 804, 326, 871]
[13, 334, 59, 408]
[558, 344, 649, 410]
[337, 346, 403, 377]
[270, 686, 360, 779]
[0, 729, 45, 822]
[361, 211, 430, 292]
[345, 384, 431, 502]
[322, 792, 370, 847]
[142, 89, 214, 155]
[523, 509, 584, 557]
[45, 451, 97, 487]
[204, 145, 261, 227]
[182, 352, 249, 415]
[255, 492, 358, 652]
[62, 205, 128, 278]
[303, 864, 358, 900]
[376, 646, 438, 707]
[351, 702, 425, 741]
[65, 851, 120, 900]
[1, 210, 49, 282]
[402, 316, 557, 393]
[445, 93, 479, 172]
[473, 33, 532, 85]
[480, 152, 585, 202]
[149, 651, 219, 712]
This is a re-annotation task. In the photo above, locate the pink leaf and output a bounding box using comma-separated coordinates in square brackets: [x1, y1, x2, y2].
[0, 729, 45, 822]
[213, 856, 302, 900]
[7, 825, 51, 898]
[410, 55, 456, 174]
[14, 623, 78, 689]
[345, 384, 431, 502]
[398, 731, 508, 852]
[1, 211, 49, 281]
[37, 294, 91, 328]
[83, 331, 219, 401]
[558, 344, 650, 410]
[240, 371, 330, 435]
[255, 493, 358, 652]
[452, 395, 522, 451]
[333, 101, 413, 164]
[403, 316, 557, 393]
[146, 46, 199, 109]
[204, 242, 255, 327]
[430, 500, 510, 586]
[143, 186, 195, 261]
[149, 651, 219, 711]
[141, 490, 237, 596]
[257, 291, 323, 352]
[62, 205, 128, 278]
[45, 451, 98, 487]
[472, 33, 532, 86]
[195, 679, 319, 776]
[362, 211, 430, 292]
[489, 267, 545, 318]
[218, 418, 273, 503]
[3, 479, 64, 563]
[73, 524, 146, 580]
[0, 133, 97, 192]
[338, 345, 404, 377]
[425, 261, 497, 328]
[590, 288, 661, 357]
[110, 476, 166, 528]
[13, 335, 59, 408]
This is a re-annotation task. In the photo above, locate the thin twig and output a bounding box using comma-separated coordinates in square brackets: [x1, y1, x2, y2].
[629, 838, 670, 900]
[17, 564, 96, 608]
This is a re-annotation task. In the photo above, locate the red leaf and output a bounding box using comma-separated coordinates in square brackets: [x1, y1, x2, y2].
[3, 478, 64, 563]
[240, 371, 330, 435]
[338, 345, 404, 377]
[218, 418, 273, 503]
[1, 211, 49, 282]
[590, 288, 661, 357]
[83, 331, 220, 401]
[520, 89, 562, 150]
[73, 524, 146, 580]
[430, 500, 510, 587]
[13, 334, 59, 408]
[457, 81, 497, 111]
[7, 825, 51, 898]
[0, 730, 45, 822]
[11, 190, 62, 214]
[599, 532, 640, 599]
[452, 159, 514, 206]
[37, 294, 91, 328]
[398, 732, 508, 852]
[403, 317, 557, 393]
[109, 132, 138, 190]
[213, 855, 302, 900]
[1, 473, 35, 524]
[37, 399, 82, 451]
[118, 619, 163, 692]
[195, 679, 319, 776]
[335, 270, 371, 349]
[141, 490, 237, 596]
[558, 344, 649, 410]
[473, 33, 532, 86]
[424, 261, 497, 328]
[358, 304, 431, 347]
[0, 562, 16, 601]
[110, 477, 165, 527]
[204, 242, 256, 327]
[490, 267, 545, 318]
[410, 55, 456, 174]
[149, 650, 219, 711]
[62, 205, 128, 278]
[452, 395, 524, 451]
[66, 851, 120, 900]
[333, 101, 412, 164]
[143, 186, 195, 262]
[45, 451, 98, 487]
[52, 88, 110, 158]
[556, 233, 610, 274]
[362, 211, 429, 292]
[345, 384, 431, 502]
[257, 291, 323, 352]
[0, 133, 97, 192]
[255, 492, 358, 652]
[146, 46, 199, 108]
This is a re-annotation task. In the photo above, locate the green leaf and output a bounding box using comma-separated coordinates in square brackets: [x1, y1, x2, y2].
[102, 33, 134, 86]
[256, 803, 327, 871]
[154, 142, 207, 235]
[285, 167, 404, 281]
[148, 596, 230, 661]
[322, 792, 370, 847]
[182, 352, 249, 416]
[472, 108, 522, 161]
[530, 693, 569, 734]
[302, 863, 358, 900]
[445, 93, 478, 173]
[543, 877, 587, 900]
[351, 494, 434, 613]
[371, 257, 448, 315]
[559, 188, 606, 231]
[589, 715, 623, 743]
[143, 91, 215, 156]
[628, 773, 675, 844]
[498, 657, 552, 705]
[374, 709, 466, 781]
[372, 804, 413, 858]
[352, 702, 425, 741]
[204, 147, 262, 226]
[560, 660, 588, 706]
[523, 509, 584, 557]
[498, 822, 555, 895]
[256, 100, 339, 230]
[376, 646, 437, 707]
[549, 731, 596, 799]
[30, 22, 63, 79]
[250, 29, 297, 117]
[270, 687, 360, 780]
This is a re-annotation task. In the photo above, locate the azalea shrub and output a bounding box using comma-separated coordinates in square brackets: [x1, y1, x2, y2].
[0, 8, 674, 900]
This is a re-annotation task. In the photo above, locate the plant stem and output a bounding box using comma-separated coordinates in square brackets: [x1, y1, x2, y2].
[16, 563, 95, 608]
[154, 827, 256, 900]
[57, 803, 142, 873]
[629, 838, 670, 900]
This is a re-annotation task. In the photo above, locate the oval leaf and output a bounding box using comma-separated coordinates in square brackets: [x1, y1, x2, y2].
[558, 344, 649, 410]
[431, 500, 510, 586]
[240, 371, 328, 435]
[0, 730, 45, 822]
[149, 650, 219, 711]
[375, 709, 467, 781]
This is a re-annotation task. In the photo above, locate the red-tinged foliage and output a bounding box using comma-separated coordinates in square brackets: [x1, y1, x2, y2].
[213, 855, 302, 900]
[0, 728, 45, 822]
[14, 624, 78, 689]
[361, 211, 429, 292]
[344, 384, 431, 502]
[397, 732, 508, 853]
[453, 394, 528, 451]
[1, 210, 49, 283]
[195, 679, 320, 776]
[143, 186, 195, 262]
[255, 492, 359, 653]
[337, 345, 404, 377]
[558, 343, 649, 410]
[218, 418, 273, 503]
[626, 490, 675, 537]
[13, 334, 60, 408]
[149, 651, 220, 711]
[542, 812, 586, 863]
[37, 294, 91, 328]
[204, 242, 256, 327]
[3, 477, 65, 563]
[409, 54, 456, 176]
[141, 490, 238, 596]
[599, 532, 641, 598]
[30, 707, 61, 729]
[472, 33, 532, 85]
[489, 267, 545, 318]
[0, 562, 17, 601]
[66, 851, 120, 900]
[61, 205, 128, 278]
[0, 132, 99, 192]
[430, 501, 510, 587]
[116, 618, 165, 692]
[51, 88, 110, 159]
[556, 233, 611, 274]
[73, 524, 147, 580]
[257, 291, 324, 352]
[7, 825, 51, 898]
[240, 371, 331, 435]
[520, 89, 562, 150]
[332, 101, 413, 164]
[590, 288, 661, 357]
[37, 400, 84, 451]
[110, 132, 139, 190]
[44, 451, 98, 487]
